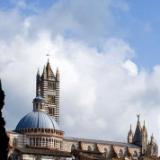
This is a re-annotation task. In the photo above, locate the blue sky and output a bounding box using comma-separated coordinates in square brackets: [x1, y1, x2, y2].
[2, 0, 160, 145]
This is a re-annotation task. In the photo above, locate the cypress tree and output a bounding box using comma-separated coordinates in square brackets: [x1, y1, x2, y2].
[0, 80, 9, 160]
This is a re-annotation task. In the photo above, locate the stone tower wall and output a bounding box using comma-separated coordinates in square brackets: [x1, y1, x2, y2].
[36, 62, 60, 124]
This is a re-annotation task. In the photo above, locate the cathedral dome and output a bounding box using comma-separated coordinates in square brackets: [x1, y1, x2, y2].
[15, 111, 59, 131]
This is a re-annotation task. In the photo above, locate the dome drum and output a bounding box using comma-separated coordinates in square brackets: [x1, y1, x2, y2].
[26, 135, 63, 150]
[15, 111, 60, 132]
[16, 127, 64, 138]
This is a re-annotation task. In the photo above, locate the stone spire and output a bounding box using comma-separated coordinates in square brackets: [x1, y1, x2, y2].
[37, 84, 41, 97]
[150, 134, 155, 144]
[37, 68, 40, 77]
[36, 69, 41, 96]
[133, 114, 142, 146]
[42, 65, 47, 79]
[128, 124, 133, 143]
[142, 121, 148, 136]
[56, 68, 60, 81]
[149, 134, 158, 157]
[46, 59, 55, 79]
[142, 120, 148, 154]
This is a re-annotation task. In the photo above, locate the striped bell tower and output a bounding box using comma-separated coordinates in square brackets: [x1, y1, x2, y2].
[36, 60, 60, 124]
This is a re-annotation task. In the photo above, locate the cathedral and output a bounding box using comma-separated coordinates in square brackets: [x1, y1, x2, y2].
[7, 60, 158, 160]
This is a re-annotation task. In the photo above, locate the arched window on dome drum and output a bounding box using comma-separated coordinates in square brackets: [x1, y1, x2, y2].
[49, 138, 51, 148]
[71, 144, 76, 152]
[33, 138, 35, 146]
[40, 138, 43, 147]
[42, 138, 45, 147]
[30, 138, 33, 146]
[36, 138, 38, 147]
[88, 146, 92, 151]
[46, 138, 49, 148]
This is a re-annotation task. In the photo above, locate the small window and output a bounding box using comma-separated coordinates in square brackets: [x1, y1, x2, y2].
[119, 149, 123, 157]
[133, 151, 138, 157]
[48, 95, 55, 104]
[71, 144, 76, 151]
[104, 148, 108, 158]
[49, 108, 55, 115]
[48, 82, 55, 90]
[88, 146, 92, 151]
[13, 138, 17, 146]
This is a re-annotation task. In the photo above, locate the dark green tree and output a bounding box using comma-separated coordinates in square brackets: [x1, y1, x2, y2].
[0, 80, 9, 160]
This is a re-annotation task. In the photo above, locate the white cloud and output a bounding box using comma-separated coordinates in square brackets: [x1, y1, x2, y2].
[0, 32, 160, 146]
[123, 59, 138, 76]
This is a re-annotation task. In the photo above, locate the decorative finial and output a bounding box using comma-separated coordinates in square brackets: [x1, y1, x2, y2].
[56, 67, 59, 73]
[151, 133, 154, 138]
[151, 134, 154, 143]
[130, 124, 132, 130]
[46, 54, 50, 63]
[137, 114, 140, 121]
[37, 68, 40, 75]
[56, 67, 60, 81]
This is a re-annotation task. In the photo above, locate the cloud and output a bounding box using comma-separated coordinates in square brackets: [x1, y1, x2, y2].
[0, 0, 129, 44]
[0, 32, 160, 146]
[123, 59, 138, 76]
[0, 0, 160, 150]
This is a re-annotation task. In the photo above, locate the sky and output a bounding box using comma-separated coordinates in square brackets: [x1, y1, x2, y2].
[1, 0, 160, 146]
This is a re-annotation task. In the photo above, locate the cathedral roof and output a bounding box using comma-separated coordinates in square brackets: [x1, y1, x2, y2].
[15, 111, 59, 131]
[64, 137, 140, 148]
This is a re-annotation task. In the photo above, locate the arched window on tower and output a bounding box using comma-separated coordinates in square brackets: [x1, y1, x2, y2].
[48, 82, 55, 90]
[49, 108, 55, 115]
[48, 95, 55, 104]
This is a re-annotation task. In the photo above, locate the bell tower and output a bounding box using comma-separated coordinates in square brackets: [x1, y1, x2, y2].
[36, 60, 60, 124]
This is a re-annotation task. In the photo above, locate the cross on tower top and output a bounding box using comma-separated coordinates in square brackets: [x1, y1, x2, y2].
[137, 114, 140, 122]
[46, 54, 50, 62]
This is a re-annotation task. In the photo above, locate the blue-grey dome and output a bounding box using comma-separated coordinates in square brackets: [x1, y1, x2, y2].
[15, 111, 59, 131]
